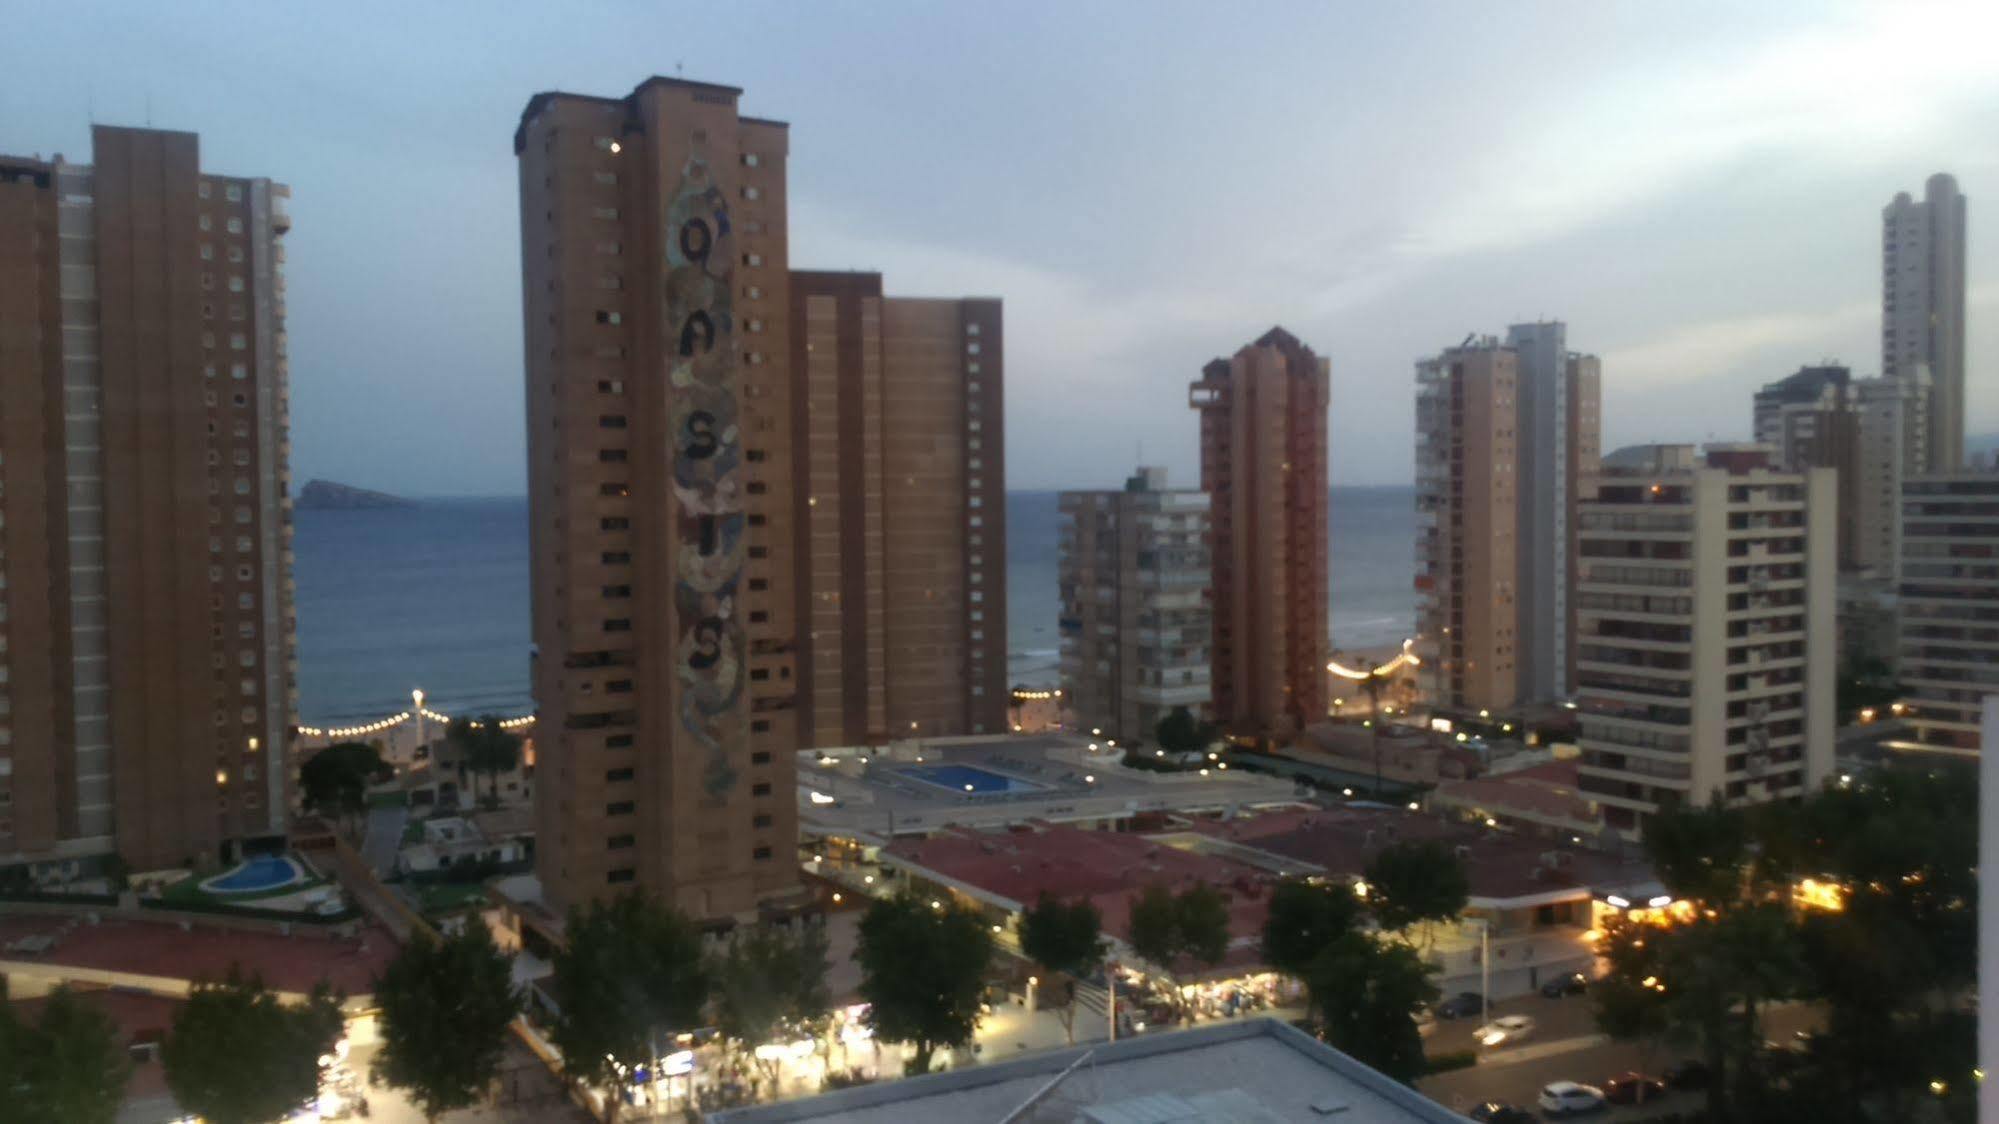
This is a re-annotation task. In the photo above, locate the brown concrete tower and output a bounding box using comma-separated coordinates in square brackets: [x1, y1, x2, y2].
[787, 271, 1006, 749]
[0, 127, 295, 872]
[517, 78, 798, 921]
[1188, 328, 1330, 739]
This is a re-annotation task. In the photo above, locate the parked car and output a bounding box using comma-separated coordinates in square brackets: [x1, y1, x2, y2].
[1663, 1058, 1712, 1089]
[1466, 1102, 1536, 1123]
[1604, 1072, 1668, 1105]
[1539, 970, 1589, 997]
[1537, 1081, 1607, 1116]
[1473, 1014, 1536, 1047]
[1434, 991, 1485, 1019]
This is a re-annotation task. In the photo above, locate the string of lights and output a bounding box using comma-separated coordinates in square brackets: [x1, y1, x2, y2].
[1325, 637, 1422, 680]
[296, 693, 536, 739]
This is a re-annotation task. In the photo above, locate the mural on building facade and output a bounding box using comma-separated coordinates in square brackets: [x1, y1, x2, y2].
[663, 153, 745, 798]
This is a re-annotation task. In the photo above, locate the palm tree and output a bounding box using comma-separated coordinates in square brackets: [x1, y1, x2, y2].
[446, 717, 522, 807]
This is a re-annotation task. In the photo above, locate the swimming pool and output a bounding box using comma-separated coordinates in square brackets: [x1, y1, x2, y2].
[201, 855, 303, 895]
[900, 764, 1044, 795]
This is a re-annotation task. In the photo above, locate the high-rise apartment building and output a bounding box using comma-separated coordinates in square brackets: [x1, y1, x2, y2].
[1189, 328, 1329, 738]
[1573, 445, 1836, 836]
[786, 271, 1006, 747]
[517, 78, 798, 921]
[1751, 365, 1861, 570]
[0, 127, 295, 872]
[1853, 371, 1930, 576]
[1414, 326, 1599, 712]
[1894, 473, 1999, 756]
[1507, 323, 1602, 704]
[1883, 174, 1967, 473]
[1057, 467, 1212, 742]
[1414, 341, 1519, 711]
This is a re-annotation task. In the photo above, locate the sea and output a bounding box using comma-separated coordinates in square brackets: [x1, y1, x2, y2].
[293, 487, 1415, 726]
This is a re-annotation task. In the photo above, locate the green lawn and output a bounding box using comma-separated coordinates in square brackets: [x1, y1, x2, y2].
[411, 881, 491, 917]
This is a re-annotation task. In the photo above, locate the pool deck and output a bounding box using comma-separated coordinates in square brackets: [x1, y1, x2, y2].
[800, 734, 1304, 841]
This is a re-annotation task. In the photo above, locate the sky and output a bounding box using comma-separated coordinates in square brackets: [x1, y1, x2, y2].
[5, 1, 1997, 494]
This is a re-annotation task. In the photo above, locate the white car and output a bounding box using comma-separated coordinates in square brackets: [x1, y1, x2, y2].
[1474, 1014, 1536, 1047]
[1538, 1081, 1607, 1115]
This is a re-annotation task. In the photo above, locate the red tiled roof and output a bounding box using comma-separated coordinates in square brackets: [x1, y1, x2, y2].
[0, 913, 398, 997]
[1433, 761, 1602, 827]
[884, 824, 1261, 907]
[1179, 805, 1646, 902]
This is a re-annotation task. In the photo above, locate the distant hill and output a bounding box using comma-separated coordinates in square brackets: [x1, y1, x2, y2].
[296, 479, 414, 510]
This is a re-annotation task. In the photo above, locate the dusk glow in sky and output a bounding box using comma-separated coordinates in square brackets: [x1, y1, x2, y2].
[6, 1, 1995, 492]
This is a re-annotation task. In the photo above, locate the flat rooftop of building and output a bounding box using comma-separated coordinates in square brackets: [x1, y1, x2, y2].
[709, 1016, 1467, 1123]
[0, 911, 397, 996]
[799, 734, 1302, 841]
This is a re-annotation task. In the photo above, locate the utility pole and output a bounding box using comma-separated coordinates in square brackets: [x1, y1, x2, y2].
[1365, 662, 1384, 797]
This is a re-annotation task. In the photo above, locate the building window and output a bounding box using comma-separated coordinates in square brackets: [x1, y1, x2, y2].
[751, 719, 771, 733]
[753, 846, 773, 861]
[752, 783, 772, 797]
[606, 801, 636, 816]
[754, 813, 773, 828]
[608, 834, 635, 849]
[225, 184, 243, 202]
[604, 619, 632, 632]
[605, 767, 635, 782]
[751, 751, 772, 765]
[199, 182, 212, 199]
[606, 734, 634, 748]
[607, 868, 636, 883]
[226, 218, 242, 234]
[599, 449, 628, 463]
[596, 310, 622, 325]
[742, 153, 760, 168]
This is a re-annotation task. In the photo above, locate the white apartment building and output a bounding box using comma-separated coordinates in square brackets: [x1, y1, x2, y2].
[1573, 444, 1836, 837]
[1058, 467, 1213, 743]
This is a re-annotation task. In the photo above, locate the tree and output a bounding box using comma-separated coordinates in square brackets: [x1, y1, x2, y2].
[0, 985, 132, 1124]
[855, 893, 992, 1075]
[549, 892, 708, 1124]
[1364, 840, 1468, 946]
[1175, 884, 1230, 967]
[1305, 931, 1439, 1083]
[711, 923, 831, 1069]
[1153, 707, 1214, 757]
[371, 924, 520, 1122]
[298, 741, 390, 836]
[1260, 878, 1361, 982]
[1125, 883, 1232, 1017]
[1126, 883, 1181, 971]
[1017, 894, 1105, 1043]
[448, 717, 523, 806]
[162, 970, 344, 1124]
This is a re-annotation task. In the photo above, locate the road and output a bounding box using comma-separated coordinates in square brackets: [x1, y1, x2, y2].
[1418, 991, 1821, 1118]
[362, 801, 409, 873]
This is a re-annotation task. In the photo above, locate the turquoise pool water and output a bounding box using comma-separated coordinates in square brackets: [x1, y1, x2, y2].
[203, 855, 302, 894]
[900, 764, 1043, 795]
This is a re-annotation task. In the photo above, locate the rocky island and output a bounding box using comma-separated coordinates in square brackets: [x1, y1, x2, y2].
[295, 479, 414, 510]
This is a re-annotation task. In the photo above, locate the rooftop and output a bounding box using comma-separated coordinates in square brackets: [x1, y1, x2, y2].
[1177, 806, 1648, 906]
[707, 1017, 1467, 1124]
[0, 911, 398, 997]
[799, 735, 1301, 842]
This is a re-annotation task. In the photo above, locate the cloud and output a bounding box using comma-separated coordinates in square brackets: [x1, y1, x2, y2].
[1602, 300, 1877, 390]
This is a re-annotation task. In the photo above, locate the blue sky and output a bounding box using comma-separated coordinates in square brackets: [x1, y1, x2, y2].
[5, 1, 1995, 492]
